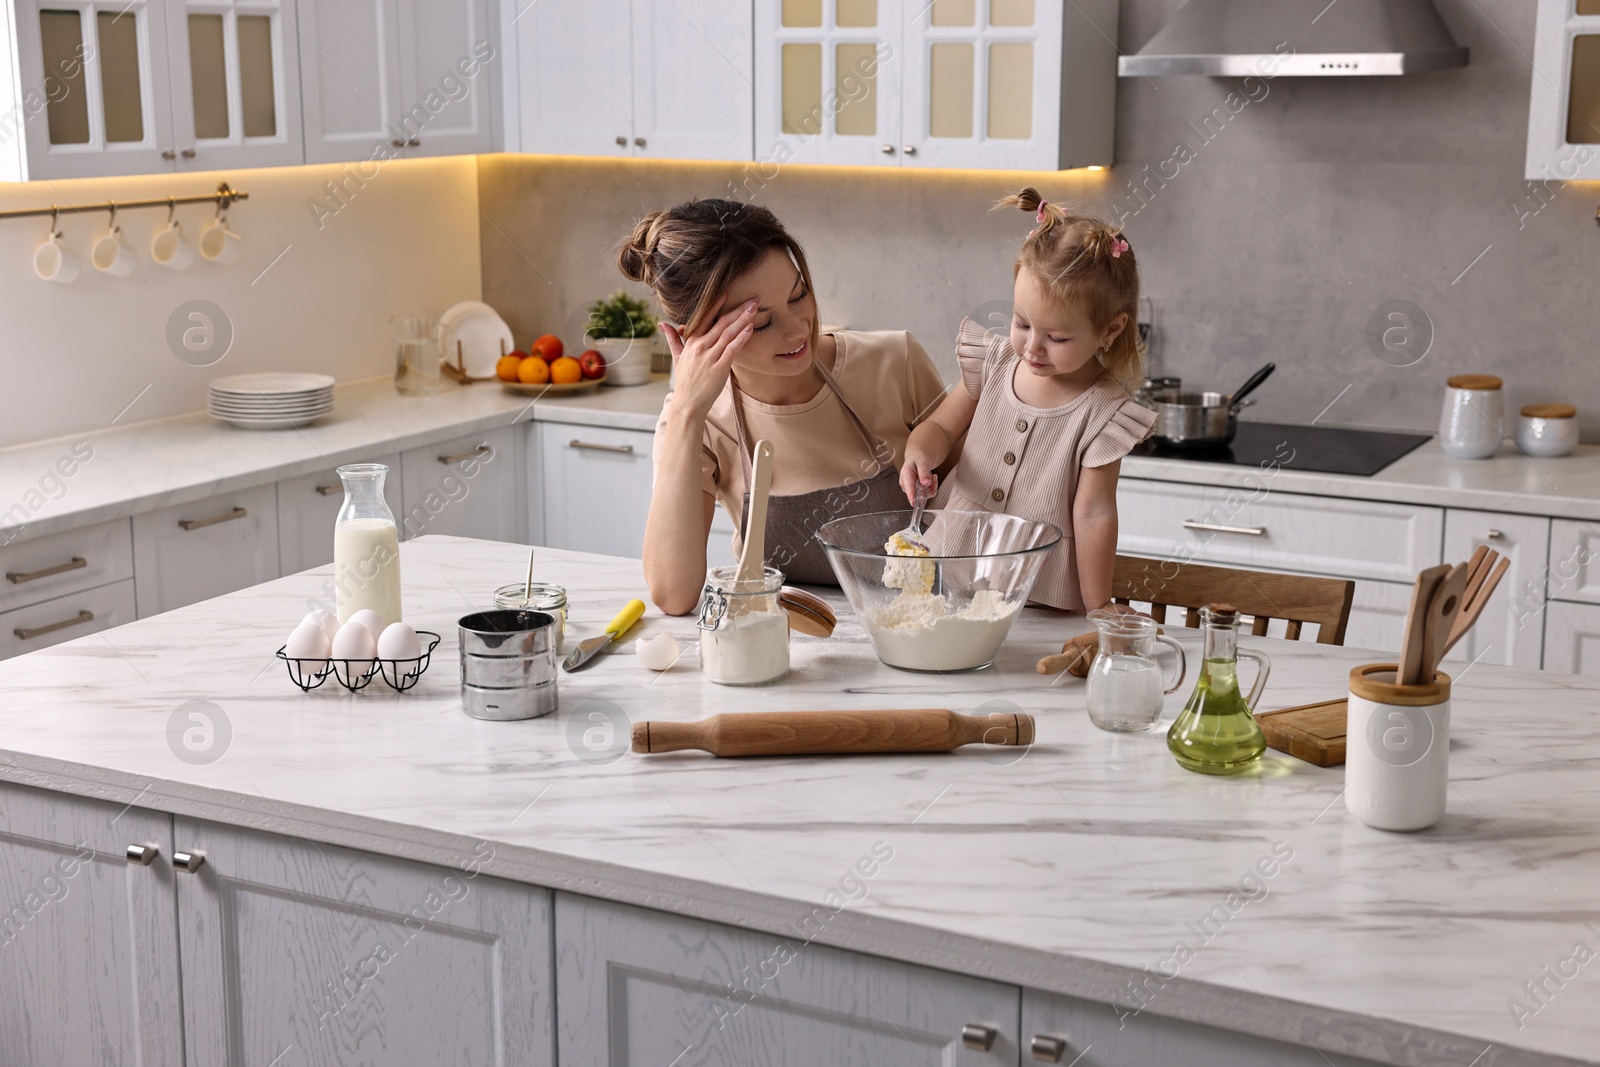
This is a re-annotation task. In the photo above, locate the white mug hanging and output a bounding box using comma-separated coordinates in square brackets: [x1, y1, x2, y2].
[197, 213, 242, 263]
[34, 215, 80, 284]
[151, 201, 195, 271]
[91, 207, 135, 277]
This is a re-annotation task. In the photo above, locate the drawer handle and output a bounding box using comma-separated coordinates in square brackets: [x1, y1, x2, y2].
[961, 1024, 997, 1051]
[126, 843, 160, 866]
[439, 444, 493, 465]
[178, 507, 247, 531]
[1487, 529, 1504, 540]
[568, 439, 635, 455]
[1183, 519, 1266, 537]
[14, 609, 94, 640]
[1030, 1034, 1068, 1062]
[315, 483, 341, 496]
[7, 556, 87, 584]
[174, 850, 206, 873]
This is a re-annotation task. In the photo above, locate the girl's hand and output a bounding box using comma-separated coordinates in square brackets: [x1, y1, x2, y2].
[660, 299, 758, 420]
[898, 454, 939, 505]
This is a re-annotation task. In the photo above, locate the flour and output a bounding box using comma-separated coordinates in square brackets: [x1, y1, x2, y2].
[864, 589, 1020, 671]
[700, 611, 790, 685]
[882, 532, 934, 595]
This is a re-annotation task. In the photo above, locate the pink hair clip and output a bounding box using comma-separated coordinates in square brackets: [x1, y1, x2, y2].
[1111, 238, 1129, 258]
[1034, 200, 1049, 224]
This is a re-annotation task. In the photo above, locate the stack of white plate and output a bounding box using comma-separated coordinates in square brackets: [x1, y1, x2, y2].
[208, 373, 335, 430]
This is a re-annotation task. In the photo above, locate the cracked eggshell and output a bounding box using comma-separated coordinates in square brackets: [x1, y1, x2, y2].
[634, 632, 680, 671]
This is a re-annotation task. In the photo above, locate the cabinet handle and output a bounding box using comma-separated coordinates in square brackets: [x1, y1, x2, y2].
[1030, 1034, 1068, 1062]
[1183, 519, 1266, 537]
[407, 137, 420, 147]
[7, 556, 87, 584]
[1487, 529, 1504, 540]
[881, 144, 895, 154]
[961, 1024, 997, 1051]
[439, 444, 493, 465]
[14, 609, 94, 640]
[392, 138, 407, 148]
[180, 147, 196, 159]
[568, 439, 634, 455]
[616, 135, 628, 146]
[161, 148, 176, 160]
[315, 483, 341, 496]
[903, 144, 917, 155]
[179, 506, 247, 531]
[634, 136, 646, 148]
[173, 850, 205, 873]
[126, 844, 159, 866]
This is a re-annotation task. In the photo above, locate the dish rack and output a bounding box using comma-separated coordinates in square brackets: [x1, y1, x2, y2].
[274, 631, 442, 692]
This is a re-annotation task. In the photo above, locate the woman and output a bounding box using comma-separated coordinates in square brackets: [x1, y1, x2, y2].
[620, 199, 946, 615]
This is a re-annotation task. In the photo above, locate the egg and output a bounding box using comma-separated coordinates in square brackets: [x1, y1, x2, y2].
[634, 632, 680, 672]
[346, 609, 386, 642]
[284, 620, 331, 661]
[302, 609, 339, 646]
[376, 621, 421, 661]
[331, 619, 377, 666]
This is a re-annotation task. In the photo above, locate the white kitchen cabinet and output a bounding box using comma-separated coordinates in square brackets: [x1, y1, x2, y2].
[1441, 509, 1550, 670]
[172, 817, 553, 1066]
[299, 0, 495, 164]
[510, 0, 751, 161]
[1542, 600, 1600, 676]
[1343, 576, 1416, 656]
[0, 576, 136, 657]
[755, 0, 1116, 170]
[1548, 518, 1600, 605]
[131, 481, 279, 618]
[1021, 987, 1384, 1067]
[1526, 0, 1600, 181]
[399, 425, 523, 542]
[0, 781, 183, 1067]
[276, 453, 403, 574]
[0, 515, 132, 614]
[538, 423, 653, 559]
[555, 892, 1020, 1066]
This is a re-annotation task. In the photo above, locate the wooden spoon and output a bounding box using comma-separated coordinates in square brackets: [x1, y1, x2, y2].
[737, 439, 774, 584]
[1397, 564, 1450, 686]
[1443, 555, 1510, 658]
[1420, 563, 1470, 684]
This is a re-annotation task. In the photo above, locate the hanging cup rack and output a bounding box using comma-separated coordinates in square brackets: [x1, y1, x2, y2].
[0, 181, 248, 223]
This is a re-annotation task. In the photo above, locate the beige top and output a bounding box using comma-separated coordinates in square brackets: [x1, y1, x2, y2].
[655, 329, 947, 530]
[935, 317, 1157, 612]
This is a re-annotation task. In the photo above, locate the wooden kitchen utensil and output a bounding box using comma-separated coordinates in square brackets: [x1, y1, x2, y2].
[1420, 563, 1469, 683]
[1255, 699, 1348, 767]
[631, 708, 1035, 758]
[1397, 564, 1450, 685]
[736, 439, 775, 584]
[1443, 554, 1509, 657]
[1037, 630, 1104, 678]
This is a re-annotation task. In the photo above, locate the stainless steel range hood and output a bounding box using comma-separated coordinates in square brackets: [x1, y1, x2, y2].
[1118, 0, 1469, 77]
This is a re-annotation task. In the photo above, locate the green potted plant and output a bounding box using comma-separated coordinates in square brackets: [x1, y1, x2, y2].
[584, 291, 658, 387]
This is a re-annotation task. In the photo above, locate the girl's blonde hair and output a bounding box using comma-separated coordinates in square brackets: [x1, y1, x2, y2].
[996, 187, 1142, 390]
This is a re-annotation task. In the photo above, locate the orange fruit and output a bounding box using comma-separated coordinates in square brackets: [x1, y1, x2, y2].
[495, 354, 524, 382]
[532, 334, 564, 361]
[517, 356, 551, 385]
[549, 356, 583, 385]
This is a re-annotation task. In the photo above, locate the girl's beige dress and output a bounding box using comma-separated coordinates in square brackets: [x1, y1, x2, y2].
[934, 316, 1157, 611]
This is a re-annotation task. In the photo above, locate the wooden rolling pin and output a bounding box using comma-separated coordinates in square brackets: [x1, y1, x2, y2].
[631, 708, 1034, 758]
[1036, 631, 1101, 678]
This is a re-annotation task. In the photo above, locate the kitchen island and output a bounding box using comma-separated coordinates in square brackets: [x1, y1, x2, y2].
[0, 536, 1596, 1066]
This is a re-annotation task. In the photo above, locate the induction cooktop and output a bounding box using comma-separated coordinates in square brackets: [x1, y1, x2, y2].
[1130, 420, 1431, 477]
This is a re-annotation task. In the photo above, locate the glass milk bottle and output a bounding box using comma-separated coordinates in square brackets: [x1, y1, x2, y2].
[333, 463, 402, 626]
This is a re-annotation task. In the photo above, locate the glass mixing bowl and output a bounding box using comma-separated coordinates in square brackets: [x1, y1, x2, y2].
[815, 510, 1062, 672]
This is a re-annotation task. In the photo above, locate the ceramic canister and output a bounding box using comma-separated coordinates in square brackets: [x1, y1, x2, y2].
[1439, 374, 1503, 459]
[1516, 403, 1579, 458]
[1344, 664, 1452, 832]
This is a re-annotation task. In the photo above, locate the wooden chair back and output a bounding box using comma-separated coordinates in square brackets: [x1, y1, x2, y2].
[1111, 555, 1355, 645]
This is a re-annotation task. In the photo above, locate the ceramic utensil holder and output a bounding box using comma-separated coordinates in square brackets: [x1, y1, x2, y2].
[458, 609, 559, 720]
[1439, 375, 1503, 459]
[1345, 663, 1451, 831]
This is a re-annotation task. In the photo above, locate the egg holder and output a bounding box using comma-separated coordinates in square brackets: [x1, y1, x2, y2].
[274, 631, 442, 692]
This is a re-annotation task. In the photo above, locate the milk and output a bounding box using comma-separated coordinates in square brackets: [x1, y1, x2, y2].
[334, 518, 402, 626]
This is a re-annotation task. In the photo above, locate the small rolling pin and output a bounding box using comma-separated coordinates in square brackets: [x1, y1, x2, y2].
[1037, 630, 1102, 678]
[632, 708, 1034, 758]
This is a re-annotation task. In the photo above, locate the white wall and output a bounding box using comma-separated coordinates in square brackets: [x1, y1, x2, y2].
[0, 157, 483, 449]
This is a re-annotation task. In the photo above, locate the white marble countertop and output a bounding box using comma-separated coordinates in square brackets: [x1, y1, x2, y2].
[1125, 426, 1600, 522]
[0, 374, 670, 543]
[0, 535, 1594, 1066]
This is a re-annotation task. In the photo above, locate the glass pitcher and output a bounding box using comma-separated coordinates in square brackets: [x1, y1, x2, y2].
[333, 463, 402, 626]
[1167, 604, 1270, 775]
[394, 316, 441, 396]
[1084, 610, 1187, 733]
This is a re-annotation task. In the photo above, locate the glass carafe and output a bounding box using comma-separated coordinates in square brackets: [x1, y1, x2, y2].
[394, 316, 441, 396]
[1084, 610, 1187, 733]
[333, 463, 402, 626]
[1166, 605, 1270, 775]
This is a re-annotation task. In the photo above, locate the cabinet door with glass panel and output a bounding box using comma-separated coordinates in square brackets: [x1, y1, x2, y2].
[754, 0, 900, 165]
[901, 0, 1116, 170]
[11, 0, 178, 178]
[163, 0, 303, 171]
[1527, 0, 1600, 179]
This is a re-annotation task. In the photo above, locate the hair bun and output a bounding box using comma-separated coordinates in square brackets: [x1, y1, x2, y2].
[617, 213, 661, 283]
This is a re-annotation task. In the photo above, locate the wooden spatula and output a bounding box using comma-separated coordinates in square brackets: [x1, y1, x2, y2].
[736, 439, 774, 583]
[632, 708, 1035, 757]
[1420, 563, 1470, 683]
[1443, 554, 1509, 657]
[1398, 564, 1450, 686]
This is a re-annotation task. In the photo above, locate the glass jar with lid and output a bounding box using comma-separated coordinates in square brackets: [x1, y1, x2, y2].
[494, 581, 568, 649]
[697, 565, 789, 686]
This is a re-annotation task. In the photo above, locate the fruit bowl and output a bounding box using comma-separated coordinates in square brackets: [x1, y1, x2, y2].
[815, 510, 1061, 672]
[499, 375, 604, 395]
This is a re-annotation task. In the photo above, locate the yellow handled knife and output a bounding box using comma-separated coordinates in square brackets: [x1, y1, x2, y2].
[562, 598, 646, 672]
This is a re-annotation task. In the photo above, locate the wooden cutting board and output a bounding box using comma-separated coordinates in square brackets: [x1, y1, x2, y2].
[1255, 699, 1347, 767]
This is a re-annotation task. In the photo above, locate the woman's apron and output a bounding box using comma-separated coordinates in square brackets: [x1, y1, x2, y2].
[729, 358, 908, 586]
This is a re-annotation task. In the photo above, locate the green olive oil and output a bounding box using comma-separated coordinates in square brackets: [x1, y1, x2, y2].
[1166, 605, 1267, 775]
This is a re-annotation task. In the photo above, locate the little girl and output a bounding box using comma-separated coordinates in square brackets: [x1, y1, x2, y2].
[900, 188, 1155, 613]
